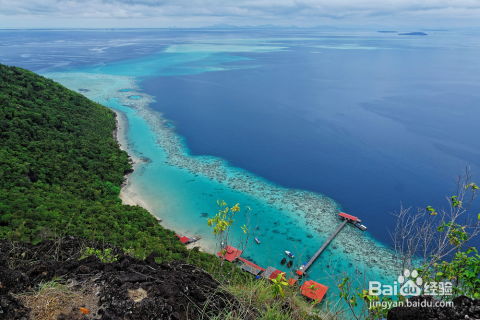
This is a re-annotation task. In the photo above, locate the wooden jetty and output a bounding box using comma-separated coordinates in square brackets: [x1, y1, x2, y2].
[296, 212, 366, 276]
[211, 211, 367, 304]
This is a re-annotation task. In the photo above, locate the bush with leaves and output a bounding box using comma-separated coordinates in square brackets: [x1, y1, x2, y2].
[207, 200, 250, 251]
[335, 170, 480, 319]
[271, 273, 289, 298]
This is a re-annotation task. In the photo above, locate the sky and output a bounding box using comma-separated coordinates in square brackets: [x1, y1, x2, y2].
[0, 0, 479, 29]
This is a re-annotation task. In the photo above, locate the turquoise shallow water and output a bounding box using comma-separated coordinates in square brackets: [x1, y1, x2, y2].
[78, 49, 253, 76]
[40, 40, 423, 316]
[110, 93, 396, 298]
[46, 67, 398, 313]
[1, 28, 475, 316]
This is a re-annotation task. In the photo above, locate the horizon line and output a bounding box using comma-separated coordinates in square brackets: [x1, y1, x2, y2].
[1, 26, 479, 31]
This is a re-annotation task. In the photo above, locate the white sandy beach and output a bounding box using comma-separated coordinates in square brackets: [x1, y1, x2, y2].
[114, 109, 151, 208]
[47, 71, 400, 281]
[113, 109, 215, 254]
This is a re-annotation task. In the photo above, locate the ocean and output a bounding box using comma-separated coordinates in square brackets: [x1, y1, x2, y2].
[2, 28, 479, 306]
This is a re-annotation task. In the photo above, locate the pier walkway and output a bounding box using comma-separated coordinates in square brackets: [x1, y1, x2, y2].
[302, 219, 348, 272]
[212, 211, 366, 303]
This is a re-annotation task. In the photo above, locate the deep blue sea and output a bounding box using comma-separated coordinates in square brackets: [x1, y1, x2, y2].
[2, 28, 479, 308]
[3, 28, 479, 241]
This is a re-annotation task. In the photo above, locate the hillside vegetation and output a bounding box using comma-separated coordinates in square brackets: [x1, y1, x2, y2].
[0, 64, 331, 320]
[0, 64, 206, 262]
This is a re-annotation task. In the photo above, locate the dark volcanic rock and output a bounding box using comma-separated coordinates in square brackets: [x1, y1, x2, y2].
[0, 266, 28, 294]
[388, 295, 480, 320]
[0, 238, 245, 320]
[0, 294, 29, 320]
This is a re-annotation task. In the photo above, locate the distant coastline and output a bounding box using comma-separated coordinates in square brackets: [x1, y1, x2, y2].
[398, 31, 428, 36]
[377, 30, 428, 36]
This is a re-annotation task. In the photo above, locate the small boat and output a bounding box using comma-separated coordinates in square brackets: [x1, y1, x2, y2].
[254, 237, 261, 244]
[286, 260, 293, 268]
[280, 258, 287, 265]
[354, 222, 368, 231]
[285, 251, 295, 259]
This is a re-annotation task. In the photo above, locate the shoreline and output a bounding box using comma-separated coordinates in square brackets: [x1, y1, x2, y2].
[113, 109, 149, 208]
[113, 108, 215, 254]
[46, 71, 399, 283]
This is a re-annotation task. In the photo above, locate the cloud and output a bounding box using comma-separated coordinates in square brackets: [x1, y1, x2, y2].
[0, 0, 479, 28]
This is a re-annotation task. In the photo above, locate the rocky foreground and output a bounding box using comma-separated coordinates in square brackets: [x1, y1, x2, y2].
[388, 295, 480, 320]
[0, 237, 246, 320]
[1, 237, 479, 320]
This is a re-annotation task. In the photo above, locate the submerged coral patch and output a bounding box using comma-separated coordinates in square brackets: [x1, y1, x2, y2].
[45, 71, 399, 303]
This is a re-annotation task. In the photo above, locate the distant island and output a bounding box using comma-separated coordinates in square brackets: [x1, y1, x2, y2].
[377, 30, 397, 33]
[398, 32, 428, 36]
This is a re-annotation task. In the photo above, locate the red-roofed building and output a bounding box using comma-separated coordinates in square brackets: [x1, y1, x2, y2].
[300, 280, 329, 302]
[237, 257, 265, 275]
[238, 257, 265, 272]
[263, 267, 285, 280]
[217, 245, 243, 262]
[338, 212, 361, 222]
[262, 266, 286, 281]
[176, 234, 191, 244]
[269, 269, 284, 280]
